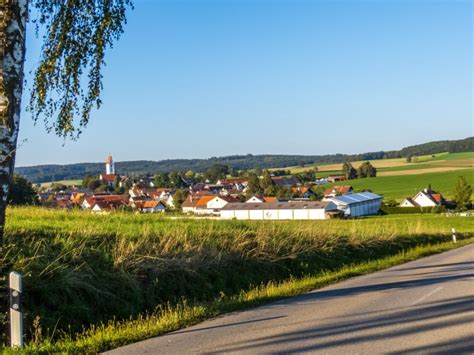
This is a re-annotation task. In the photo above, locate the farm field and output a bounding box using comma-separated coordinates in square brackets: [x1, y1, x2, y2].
[329, 169, 473, 201]
[1, 207, 473, 352]
[39, 179, 82, 188]
[290, 152, 473, 175]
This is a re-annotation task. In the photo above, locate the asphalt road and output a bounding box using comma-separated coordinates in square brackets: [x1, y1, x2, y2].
[108, 244, 474, 354]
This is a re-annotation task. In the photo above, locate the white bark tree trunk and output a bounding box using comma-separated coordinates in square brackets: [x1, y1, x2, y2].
[0, 0, 28, 344]
[0, 0, 28, 237]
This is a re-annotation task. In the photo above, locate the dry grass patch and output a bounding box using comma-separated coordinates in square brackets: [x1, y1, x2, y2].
[378, 166, 469, 176]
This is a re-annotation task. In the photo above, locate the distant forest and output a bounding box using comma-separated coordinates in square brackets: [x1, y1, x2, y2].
[16, 137, 473, 183]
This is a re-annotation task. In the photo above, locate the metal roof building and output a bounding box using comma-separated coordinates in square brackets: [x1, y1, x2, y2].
[220, 201, 338, 220]
[330, 192, 383, 217]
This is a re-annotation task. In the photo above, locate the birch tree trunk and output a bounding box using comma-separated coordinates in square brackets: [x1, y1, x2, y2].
[0, 0, 28, 241]
[0, 0, 28, 344]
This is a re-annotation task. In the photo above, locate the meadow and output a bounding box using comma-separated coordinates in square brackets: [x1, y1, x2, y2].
[0, 207, 473, 352]
[300, 151, 473, 174]
[329, 169, 473, 201]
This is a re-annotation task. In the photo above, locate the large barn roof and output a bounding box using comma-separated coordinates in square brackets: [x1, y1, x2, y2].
[221, 201, 333, 211]
[331, 192, 382, 205]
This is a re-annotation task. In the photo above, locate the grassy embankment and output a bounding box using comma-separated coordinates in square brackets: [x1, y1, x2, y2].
[0, 207, 473, 352]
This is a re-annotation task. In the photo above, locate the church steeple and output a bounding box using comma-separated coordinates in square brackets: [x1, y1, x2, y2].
[106, 155, 115, 175]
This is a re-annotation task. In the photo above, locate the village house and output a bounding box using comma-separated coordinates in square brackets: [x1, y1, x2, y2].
[206, 195, 239, 214]
[245, 195, 278, 203]
[148, 188, 175, 207]
[220, 201, 338, 220]
[138, 176, 155, 187]
[330, 192, 383, 217]
[181, 195, 216, 214]
[70, 192, 87, 206]
[291, 186, 314, 198]
[326, 175, 347, 183]
[271, 176, 301, 187]
[216, 178, 248, 191]
[91, 199, 126, 214]
[82, 194, 129, 209]
[141, 200, 166, 213]
[323, 185, 353, 199]
[181, 194, 237, 215]
[314, 178, 330, 185]
[400, 187, 444, 208]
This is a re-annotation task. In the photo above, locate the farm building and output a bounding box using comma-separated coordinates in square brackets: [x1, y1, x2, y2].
[220, 201, 338, 220]
[326, 175, 346, 183]
[330, 192, 383, 217]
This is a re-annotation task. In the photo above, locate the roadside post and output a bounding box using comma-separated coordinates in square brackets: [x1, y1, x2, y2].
[8, 271, 23, 348]
[451, 228, 457, 244]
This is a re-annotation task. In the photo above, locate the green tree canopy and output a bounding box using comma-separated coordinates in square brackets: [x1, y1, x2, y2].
[204, 164, 229, 182]
[452, 176, 472, 210]
[245, 172, 262, 197]
[8, 175, 38, 205]
[29, 0, 133, 138]
[357, 161, 377, 178]
[342, 162, 357, 180]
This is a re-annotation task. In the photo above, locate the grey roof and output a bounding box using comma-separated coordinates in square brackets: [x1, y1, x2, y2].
[331, 192, 383, 205]
[271, 177, 301, 186]
[221, 201, 333, 211]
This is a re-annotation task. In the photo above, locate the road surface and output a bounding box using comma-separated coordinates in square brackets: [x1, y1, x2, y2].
[107, 244, 474, 354]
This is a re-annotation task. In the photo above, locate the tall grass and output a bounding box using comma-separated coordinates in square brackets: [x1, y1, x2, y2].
[0, 207, 472, 350]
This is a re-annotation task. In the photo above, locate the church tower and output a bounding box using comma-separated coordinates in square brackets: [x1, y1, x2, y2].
[106, 155, 115, 175]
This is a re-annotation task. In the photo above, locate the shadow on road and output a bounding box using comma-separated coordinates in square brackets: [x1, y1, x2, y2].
[212, 295, 474, 353]
[168, 315, 286, 336]
[266, 273, 474, 307]
[385, 261, 474, 272]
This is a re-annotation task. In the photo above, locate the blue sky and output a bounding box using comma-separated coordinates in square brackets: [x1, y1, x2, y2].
[16, 0, 472, 167]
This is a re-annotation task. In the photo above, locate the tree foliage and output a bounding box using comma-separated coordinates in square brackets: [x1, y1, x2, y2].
[357, 161, 377, 178]
[16, 137, 474, 183]
[245, 172, 262, 197]
[29, 0, 133, 138]
[8, 175, 37, 205]
[342, 162, 357, 180]
[203, 164, 229, 183]
[452, 176, 472, 210]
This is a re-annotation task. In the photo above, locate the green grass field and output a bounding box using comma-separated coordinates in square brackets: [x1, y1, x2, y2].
[289, 151, 473, 174]
[1, 207, 473, 352]
[329, 169, 473, 201]
[39, 179, 82, 188]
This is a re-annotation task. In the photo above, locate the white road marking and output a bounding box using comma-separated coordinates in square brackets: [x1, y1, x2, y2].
[410, 286, 444, 306]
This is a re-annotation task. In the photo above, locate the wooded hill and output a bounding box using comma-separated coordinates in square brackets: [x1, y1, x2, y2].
[16, 137, 473, 183]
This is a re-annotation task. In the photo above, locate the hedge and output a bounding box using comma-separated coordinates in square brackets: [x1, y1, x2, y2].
[381, 205, 447, 214]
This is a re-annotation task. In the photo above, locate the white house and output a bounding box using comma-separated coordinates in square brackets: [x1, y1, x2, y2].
[220, 201, 338, 220]
[206, 196, 238, 213]
[245, 196, 278, 203]
[142, 201, 166, 213]
[181, 195, 217, 214]
[400, 188, 444, 208]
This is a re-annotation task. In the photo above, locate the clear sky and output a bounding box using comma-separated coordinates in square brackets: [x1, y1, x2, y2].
[16, 0, 472, 167]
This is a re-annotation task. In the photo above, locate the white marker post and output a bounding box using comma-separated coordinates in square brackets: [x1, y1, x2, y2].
[8, 271, 23, 348]
[452, 228, 457, 244]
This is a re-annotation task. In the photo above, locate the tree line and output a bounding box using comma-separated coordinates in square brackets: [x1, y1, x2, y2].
[16, 137, 473, 183]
